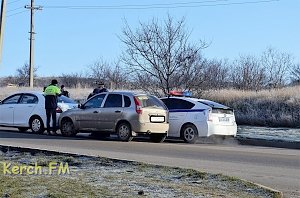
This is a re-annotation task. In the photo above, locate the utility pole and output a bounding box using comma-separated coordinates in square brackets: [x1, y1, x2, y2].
[0, 0, 6, 63]
[25, 0, 42, 88]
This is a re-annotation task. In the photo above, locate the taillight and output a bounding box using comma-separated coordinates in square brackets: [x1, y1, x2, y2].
[56, 107, 62, 113]
[208, 109, 213, 121]
[134, 97, 142, 114]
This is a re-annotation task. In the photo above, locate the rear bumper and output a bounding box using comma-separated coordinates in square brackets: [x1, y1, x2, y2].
[131, 121, 169, 134]
[206, 122, 237, 137]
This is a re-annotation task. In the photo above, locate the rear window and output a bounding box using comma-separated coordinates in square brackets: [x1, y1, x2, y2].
[198, 100, 228, 109]
[58, 95, 76, 104]
[124, 95, 131, 107]
[161, 98, 195, 110]
[198, 100, 233, 114]
[136, 95, 166, 110]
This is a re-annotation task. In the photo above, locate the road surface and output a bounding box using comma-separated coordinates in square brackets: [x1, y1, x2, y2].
[0, 127, 299, 197]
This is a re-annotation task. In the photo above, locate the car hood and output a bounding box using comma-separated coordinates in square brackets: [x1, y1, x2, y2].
[58, 102, 78, 112]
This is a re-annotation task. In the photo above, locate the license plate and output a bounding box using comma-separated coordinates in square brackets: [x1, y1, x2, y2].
[219, 117, 229, 122]
[150, 116, 165, 123]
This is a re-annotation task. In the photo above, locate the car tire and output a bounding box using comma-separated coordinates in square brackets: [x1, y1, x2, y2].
[181, 124, 198, 144]
[30, 116, 45, 134]
[150, 133, 167, 143]
[18, 127, 28, 132]
[116, 122, 133, 142]
[60, 119, 77, 137]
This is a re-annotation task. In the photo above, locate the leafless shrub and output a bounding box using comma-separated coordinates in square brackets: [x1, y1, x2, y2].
[261, 47, 294, 88]
[290, 63, 300, 85]
[230, 55, 266, 90]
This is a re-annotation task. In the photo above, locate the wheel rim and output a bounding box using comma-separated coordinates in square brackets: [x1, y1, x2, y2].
[119, 124, 130, 139]
[31, 119, 41, 132]
[184, 127, 195, 141]
[62, 122, 73, 133]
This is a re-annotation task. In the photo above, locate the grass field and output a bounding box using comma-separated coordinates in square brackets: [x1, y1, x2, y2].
[1, 85, 299, 127]
[201, 86, 300, 127]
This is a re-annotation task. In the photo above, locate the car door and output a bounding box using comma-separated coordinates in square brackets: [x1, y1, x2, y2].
[13, 94, 39, 126]
[76, 94, 106, 130]
[161, 98, 194, 137]
[0, 94, 22, 126]
[99, 94, 123, 131]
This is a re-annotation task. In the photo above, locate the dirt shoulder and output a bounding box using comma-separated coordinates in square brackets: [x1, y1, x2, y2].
[0, 148, 282, 198]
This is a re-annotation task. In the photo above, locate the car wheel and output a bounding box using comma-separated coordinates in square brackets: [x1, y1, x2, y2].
[117, 122, 133, 142]
[60, 119, 77, 137]
[30, 116, 45, 134]
[181, 124, 198, 144]
[150, 133, 167, 143]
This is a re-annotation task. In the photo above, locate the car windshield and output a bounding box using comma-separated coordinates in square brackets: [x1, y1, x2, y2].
[198, 100, 229, 109]
[136, 95, 166, 110]
[58, 95, 77, 104]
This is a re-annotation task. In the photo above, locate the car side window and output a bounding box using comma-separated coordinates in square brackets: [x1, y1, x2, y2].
[104, 94, 122, 108]
[84, 94, 106, 109]
[2, 94, 21, 104]
[20, 94, 38, 104]
[161, 98, 194, 110]
[124, 95, 131, 107]
[161, 98, 176, 109]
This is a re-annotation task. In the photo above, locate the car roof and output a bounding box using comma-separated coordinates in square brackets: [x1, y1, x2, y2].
[160, 96, 199, 102]
[97, 91, 149, 96]
[10, 91, 43, 95]
[160, 96, 230, 108]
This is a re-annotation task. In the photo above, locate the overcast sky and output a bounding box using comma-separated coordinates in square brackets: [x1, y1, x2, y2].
[0, 0, 299, 77]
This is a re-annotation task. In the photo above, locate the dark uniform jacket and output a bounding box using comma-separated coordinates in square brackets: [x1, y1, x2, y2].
[44, 85, 61, 109]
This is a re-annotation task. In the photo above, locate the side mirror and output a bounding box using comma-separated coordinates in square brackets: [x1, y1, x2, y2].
[0, 100, 2, 104]
[78, 104, 84, 109]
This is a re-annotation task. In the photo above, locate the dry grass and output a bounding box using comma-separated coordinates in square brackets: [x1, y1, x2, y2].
[201, 86, 300, 103]
[201, 86, 300, 127]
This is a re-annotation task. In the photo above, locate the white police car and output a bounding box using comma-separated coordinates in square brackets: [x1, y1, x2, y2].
[160, 91, 237, 143]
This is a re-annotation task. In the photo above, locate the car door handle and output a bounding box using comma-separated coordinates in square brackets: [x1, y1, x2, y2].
[27, 106, 33, 107]
[93, 111, 99, 113]
[8, 107, 14, 108]
[115, 110, 121, 113]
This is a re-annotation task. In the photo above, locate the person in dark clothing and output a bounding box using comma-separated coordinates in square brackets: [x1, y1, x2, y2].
[87, 81, 108, 99]
[60, 85, 70, 97]
[44, 79, 61, 135]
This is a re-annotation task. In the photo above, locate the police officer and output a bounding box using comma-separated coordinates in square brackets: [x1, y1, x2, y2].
[87, 81, 108, 99]
[60, 85, 70, 97]
[44, 79, 61, 135]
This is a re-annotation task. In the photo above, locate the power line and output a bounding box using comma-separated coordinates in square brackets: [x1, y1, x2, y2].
[43, 0, 280, 10]
[45, 0, 230, 9]
[5, 0, 280, 17]
[7, 0, 22, 5]
[6, 9, 26, 17]
[7, 6, 22, 12]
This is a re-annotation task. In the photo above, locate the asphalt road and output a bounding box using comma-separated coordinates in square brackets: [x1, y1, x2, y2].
[0, 127, 299, 197]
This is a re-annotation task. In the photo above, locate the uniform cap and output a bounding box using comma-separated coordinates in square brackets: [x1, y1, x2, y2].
[51, 79, 58, 85]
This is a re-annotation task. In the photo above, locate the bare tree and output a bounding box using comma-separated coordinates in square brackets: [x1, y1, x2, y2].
[290, 63, 300, 84]
[87, 58, 110, 83]
[106, 61, 128, 90]
[230, 55, 266, 90]
[120, 15, 207, 95]
[201, 59, 230, 90]
[15, 63, 38, 86]
[261, 47, 293, 88]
